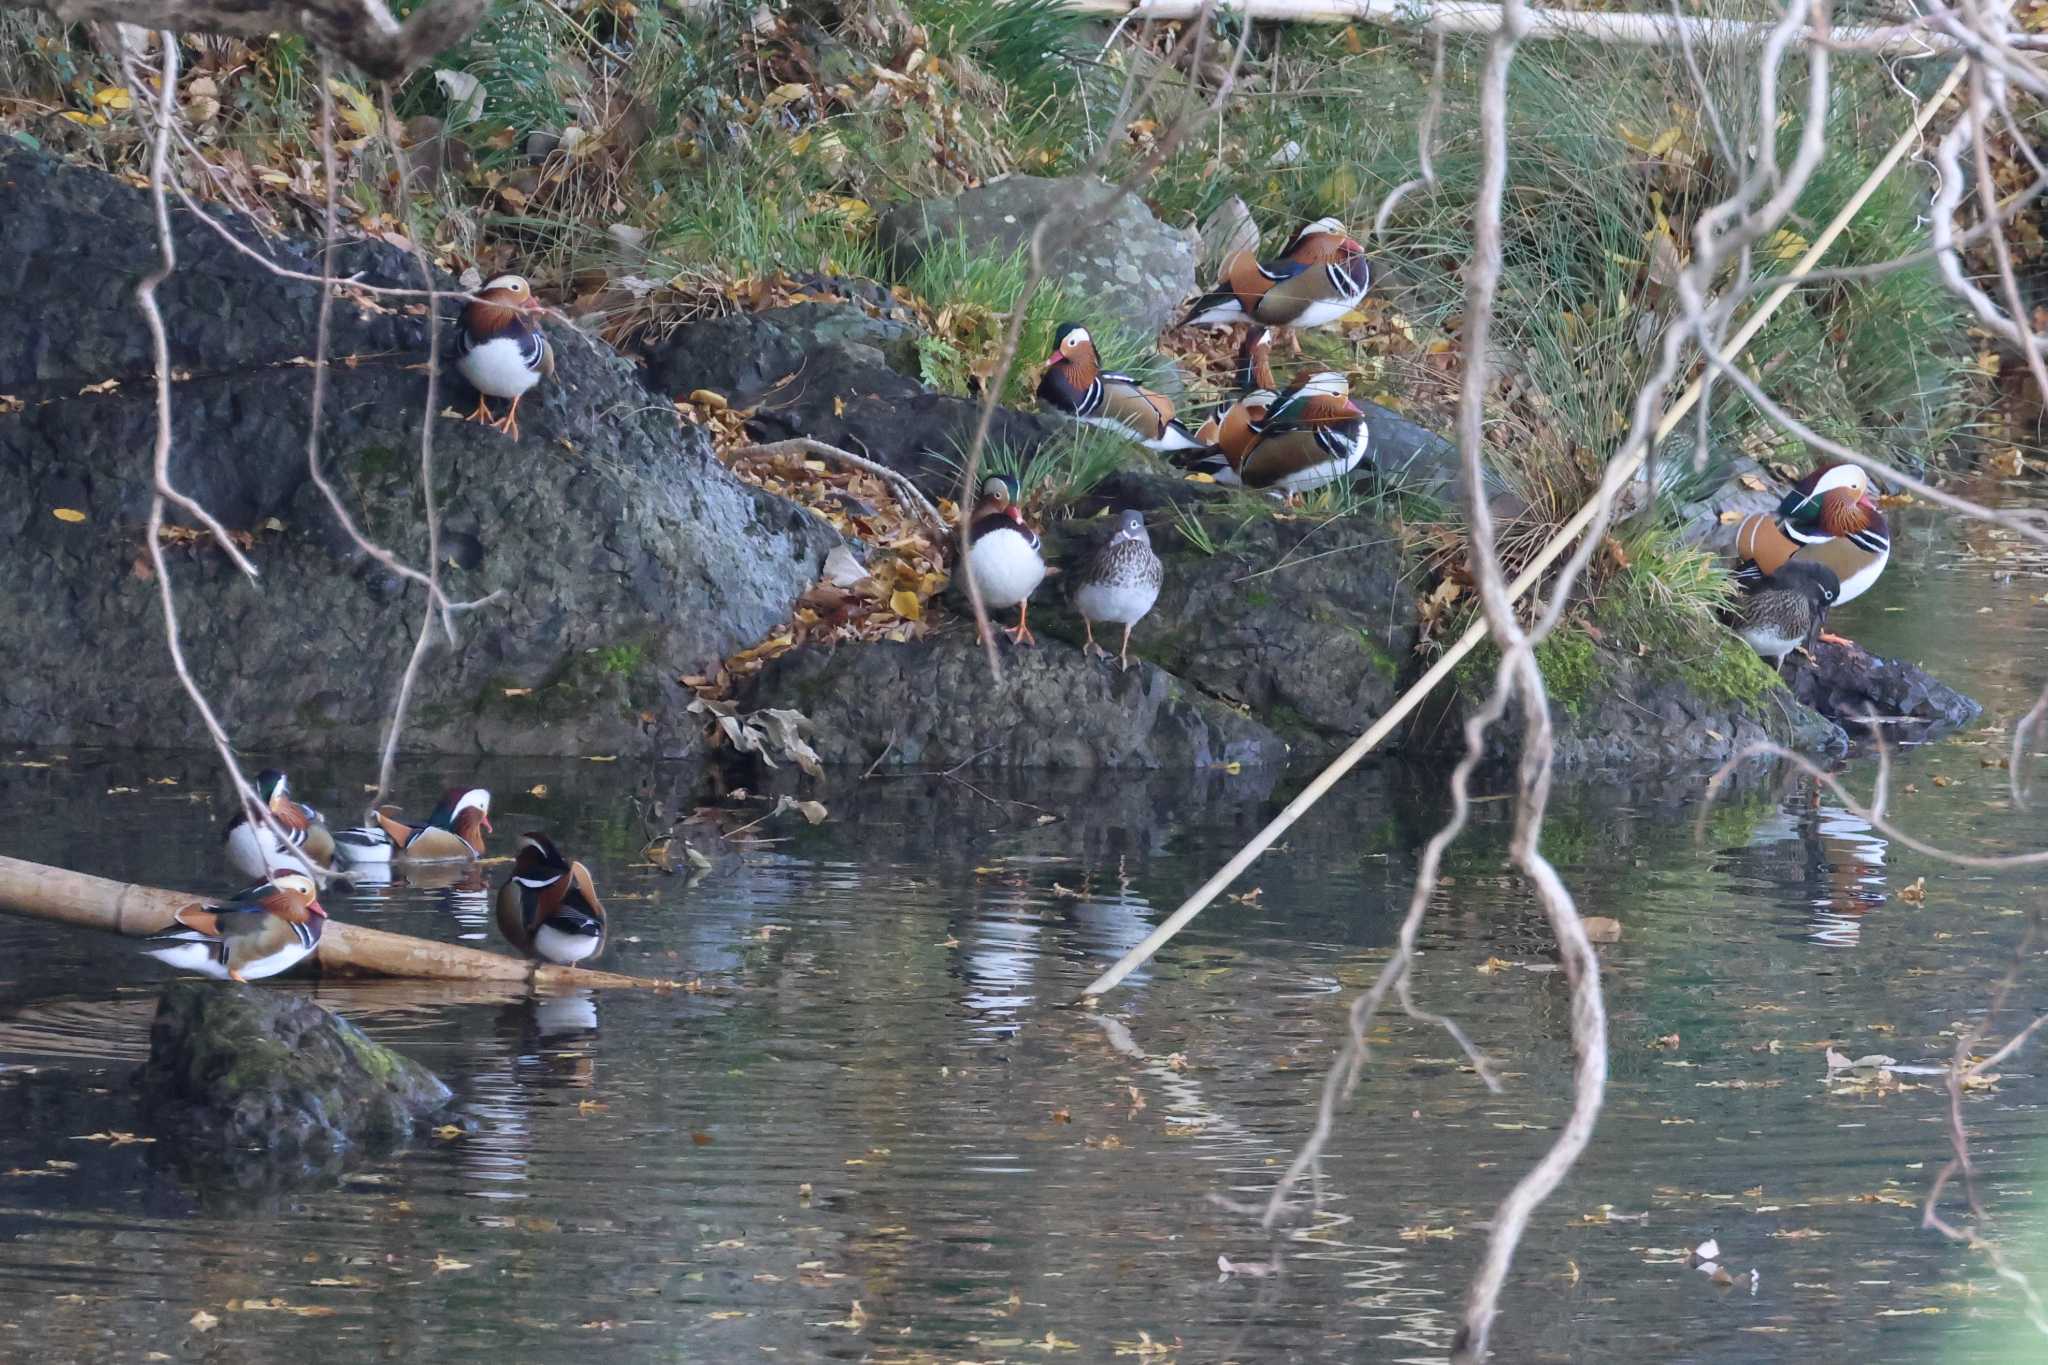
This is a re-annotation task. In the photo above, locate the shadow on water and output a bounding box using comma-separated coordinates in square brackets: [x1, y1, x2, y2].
[0, 493, 2044, 1360]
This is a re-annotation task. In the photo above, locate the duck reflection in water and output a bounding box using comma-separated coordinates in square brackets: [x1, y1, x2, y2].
[437, 866, 492, 941]
[462, 991, 602, 1198]
[1794, 783, 1888, 948]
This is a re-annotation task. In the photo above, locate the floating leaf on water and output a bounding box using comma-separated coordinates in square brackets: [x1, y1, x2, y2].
[51, 507, 86, 522]
[189, 1309, 220, 1332]
[431, 1255, 471, 1273]
[1583, 916, 1623, 943]
[1898, 877, 1926, 905]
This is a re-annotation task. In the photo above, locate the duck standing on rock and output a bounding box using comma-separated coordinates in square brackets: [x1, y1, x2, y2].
[142, 870, 326, 983]
[496, 833, 608, 966]
[223, 768, 335, 884]
[1732, 561, 1841, 672]
[1193, 368, 1370, 498]
[1037, 323, 1201, 451]
[1075, 510, 1163, 671]
[965, 474, 1047, 647]
[1181, 218, 1371, 346]
[456, 274, 553, 441]
[336, 787, 492, 865]
[1733, 462, 1890, 644]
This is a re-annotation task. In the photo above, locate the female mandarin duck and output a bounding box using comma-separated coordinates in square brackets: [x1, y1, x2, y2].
[1733, 462, 1890, 643]
[1733, 561, 1841, 672]
[1037, 323, 1201, 451]
[456, 274, 553, 440]
[1075, 509, 1163, 671]
[143, 870, 326, 983]
[496, 833, 608, 966]
[1182, 217, 1371, 339]
[335, 787, 492, 865]
[965, 474, 1047, 646]
[223, 768, 335, 884]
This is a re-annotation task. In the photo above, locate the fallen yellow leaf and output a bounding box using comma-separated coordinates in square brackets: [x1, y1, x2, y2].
[889, 589, 922, 621]
[51, 507, 86, 523]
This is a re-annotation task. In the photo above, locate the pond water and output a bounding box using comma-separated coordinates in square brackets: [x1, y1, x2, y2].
[1, 490, 2046, 1364]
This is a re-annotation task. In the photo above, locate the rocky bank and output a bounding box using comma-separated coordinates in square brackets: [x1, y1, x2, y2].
[0, 147, 834, 757]
[0, 151, 1980, 774]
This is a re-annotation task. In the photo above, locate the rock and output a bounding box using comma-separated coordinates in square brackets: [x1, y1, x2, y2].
[141, 981, 453, 1156]
[1785, 639, 1982, 737]
[1427, 630, 1850, 770]
[744, 637, 1284, 770]
[0, 147, 836, 755]
[640, 303, 1074, 496]
[1197, 196, 1259, 280]
[1032, 496, 1420, 752]
[875, 175, 1197, 337]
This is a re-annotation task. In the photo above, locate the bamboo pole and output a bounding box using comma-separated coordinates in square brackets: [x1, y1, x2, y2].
[1080, 60, 1970, 1001]
[0, 854, 675, 991]
[1068, 0, 1978, 53]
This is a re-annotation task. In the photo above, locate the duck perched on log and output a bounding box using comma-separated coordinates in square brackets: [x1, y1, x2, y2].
[1037, 323, 1201, 451]
[1181, 217, 1371, 342]
[1732, 561, 1841, 672]
[336, 787, 492, 865]
[456, 274, 553, 441]
[223, 768, 335, 884]
[965, 474, 1047, 647]
[143, 870, 326, 983]
[1733, 462, 1890, 643]
[496, 833, 608, 966]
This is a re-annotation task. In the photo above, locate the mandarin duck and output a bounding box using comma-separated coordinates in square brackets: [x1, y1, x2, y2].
[1732, 561, 1841, 672]
[965, 473, 1047, 646]
[223, 768, 336, 884]
[142, 870, 326, 982]
[1075, 509, 1163, 671]
[496, 833, 608, 966]
[1182, 217, 1371, 348]
[1037, 324, 1201, 451]
[1732, 462, 1890, 643]
[1190, 367, 1370, 498]
[456, 274, 553, 440]
[335, 786, 492, 865]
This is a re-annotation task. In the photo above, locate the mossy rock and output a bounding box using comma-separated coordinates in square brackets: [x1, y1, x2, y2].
[141, 981, 454, 1158]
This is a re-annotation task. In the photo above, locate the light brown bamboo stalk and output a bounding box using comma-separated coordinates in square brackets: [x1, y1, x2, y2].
[1080, 59, 1969, 1001]
[0, 855, 673, 991]
[1068, 0, 1982, 53]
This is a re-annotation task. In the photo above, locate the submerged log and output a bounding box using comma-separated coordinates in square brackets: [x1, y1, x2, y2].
[0, 855, 673, 990]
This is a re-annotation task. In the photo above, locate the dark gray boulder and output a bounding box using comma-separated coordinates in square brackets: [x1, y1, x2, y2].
[640, 302, 1076, 496]
[875, 175, 1197, 336]
[1785, 639, 1982, 736]
[1424, 632, 1851, 770]
[0, 147, 835, 756]
[142, 981, 453, 1156]
[745, 637, 1285, 770]
[1029, 498, 1420, 753]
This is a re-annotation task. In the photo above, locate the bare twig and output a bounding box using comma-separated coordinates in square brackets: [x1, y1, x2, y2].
[729, 438, 947, 532]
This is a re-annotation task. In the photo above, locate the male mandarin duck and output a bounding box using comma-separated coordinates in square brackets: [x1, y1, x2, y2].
[142, 870, 326, 983]
[1733, 561, 1841, 672]
[1184, 328, 1278, 480]
[1182, 217, 1371, 339]
[223, 768, 335, 884]
[1075, 509, 1164, 671]
[496, 833, 608, 966]
[456, 274, 553, 440]
[1732, 462, 1890, 643]
[335, 786, 492, 865]
[965, 473, 1047, 646]
[1189, 367, 1370, 498]
[1037, 323, 1201, 451]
